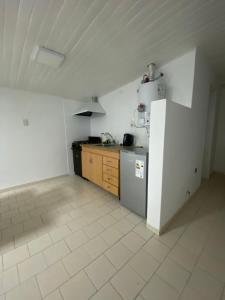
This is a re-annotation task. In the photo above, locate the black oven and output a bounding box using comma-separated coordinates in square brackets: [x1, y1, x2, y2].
[71, 136, 101, 177]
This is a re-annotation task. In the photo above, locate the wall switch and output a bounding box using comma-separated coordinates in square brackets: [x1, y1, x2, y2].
[23, 119, 29, 126]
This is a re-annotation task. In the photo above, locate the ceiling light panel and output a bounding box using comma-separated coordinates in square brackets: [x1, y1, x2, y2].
[32, 46, 65, 68]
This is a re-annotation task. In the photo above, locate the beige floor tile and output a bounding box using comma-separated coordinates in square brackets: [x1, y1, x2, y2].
[97, 215, 117, 228]
[180, 286, 208, 300]
[141, 274, 179, 300]
[0, 258, 2, 272]
[155, 230, 180, 248]
[113, 219, 134, 235]
[111, 208, 130, 220]
[105, 242, 133, 270]
[37, 262, 69, 297]
[187, 268, 224, 300]
[125, 213, 143, 225]
[65, 230, 88, 251]
[43, 290, 63, 300]
[0, 266, 19, 295]
[85, 255, 116, 289]
[43, 240, 70, 266]
[84, 222, 104, 239]
[101, 227, 123, 246]
[2, 224, 23, 240]
[133, 223, 154, 241]
[23, 216, 43, 232]
[136, 296, 145, 300]
[169, 243, 198, 271]
[3, 245, 29, 269]
[143, 237, 170, 262]
[156, 258, 190, 293]
[178, 226, 207, 255]
[28, 234, 52, 255]
[18, 252, 47, 282]
[90, 283, 122, 300]
[1, 170, 225, 300]
[129, 249, 159, 281]
[205, 237, 225, 261]
[54, 213, 72, 226]
[5, 278, 41, 300]
[35, 224, 55, 237]
[0, 237, 14, 255]
[63, 246, 92, 276]
[14, 231, 37, 248]
[120, 232, 145, 253]
[49, 225, 71, 242]
[60, 270, 96, 300]
[197, 252, 225, 282]
[111, 265, 145, 300]
[84, 236, 108, 259]
[67, 217, 89, 232]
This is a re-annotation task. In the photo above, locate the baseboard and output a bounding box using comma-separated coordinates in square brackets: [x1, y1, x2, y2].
[0, 174, 69, 193]
[146, 223, 160, 236]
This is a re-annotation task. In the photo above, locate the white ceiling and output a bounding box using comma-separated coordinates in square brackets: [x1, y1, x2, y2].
[0, 0, 225, 100]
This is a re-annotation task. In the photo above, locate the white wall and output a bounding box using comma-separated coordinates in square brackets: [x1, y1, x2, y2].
[147, 49, 215, 231]
[213, 89, 225, 173]
[0, 88, 90, 190]
[147, 100, 167, 230]
[91, 50, 196, 148]
[90, 79, 149, 147]
[202, 89, 218, 178]
[159, 50, 196, 107]
[63, 100, 90, 175]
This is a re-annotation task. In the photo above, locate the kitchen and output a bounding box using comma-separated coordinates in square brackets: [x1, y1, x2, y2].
[71, 64, 163, 218]
[0, 1, 224, 299]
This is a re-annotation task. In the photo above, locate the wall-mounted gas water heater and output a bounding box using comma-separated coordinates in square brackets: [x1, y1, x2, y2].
[131, 63, 165, 135]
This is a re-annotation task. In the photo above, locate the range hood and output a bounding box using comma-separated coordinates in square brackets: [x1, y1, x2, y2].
[73, 97, 105, 117]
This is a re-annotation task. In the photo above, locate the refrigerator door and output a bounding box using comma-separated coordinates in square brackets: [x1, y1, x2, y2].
[120, 150, 148, 217]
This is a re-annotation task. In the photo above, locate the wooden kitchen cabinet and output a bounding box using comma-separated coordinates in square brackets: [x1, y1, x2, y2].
[82, 145, 120, 197]
[82, 150, 102, 187]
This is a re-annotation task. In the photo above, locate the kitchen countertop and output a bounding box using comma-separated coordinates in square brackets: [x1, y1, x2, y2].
[82, 144, 144, 153]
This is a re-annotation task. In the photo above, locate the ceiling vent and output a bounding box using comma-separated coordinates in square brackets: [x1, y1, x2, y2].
[31, 46, 65, 68]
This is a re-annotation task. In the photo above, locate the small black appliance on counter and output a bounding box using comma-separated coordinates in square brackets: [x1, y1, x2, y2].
[72, 136, 101, 177]
[123, 133, 134, 146]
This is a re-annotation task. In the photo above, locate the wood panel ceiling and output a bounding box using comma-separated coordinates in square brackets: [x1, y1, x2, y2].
[0, 0, 225, 100]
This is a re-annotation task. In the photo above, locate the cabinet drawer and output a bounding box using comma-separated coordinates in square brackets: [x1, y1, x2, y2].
[102, 181, 119, 196]
[103, 174, 118, 187]
[103, 164, 118, 178]
[103, 156, 118, 169]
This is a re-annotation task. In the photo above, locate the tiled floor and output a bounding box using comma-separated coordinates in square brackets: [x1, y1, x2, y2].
[0, 173, 225, 300]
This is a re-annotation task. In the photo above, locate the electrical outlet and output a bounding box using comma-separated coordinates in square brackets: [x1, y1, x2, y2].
[23, 119, 29, 127]
[186, 190, 191, 200]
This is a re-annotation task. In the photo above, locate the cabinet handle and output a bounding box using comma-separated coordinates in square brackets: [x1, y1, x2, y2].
[89, 158, 93, 163]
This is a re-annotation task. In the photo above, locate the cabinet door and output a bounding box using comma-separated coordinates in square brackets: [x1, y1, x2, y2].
[82, 151, 91, 180]
[90, 153, 103, 186]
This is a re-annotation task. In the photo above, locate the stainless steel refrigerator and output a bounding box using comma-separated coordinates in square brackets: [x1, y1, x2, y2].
[120, 148, 148, 217]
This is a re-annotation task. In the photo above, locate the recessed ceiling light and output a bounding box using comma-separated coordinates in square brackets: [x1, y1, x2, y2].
[31, 46, 65, 68]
